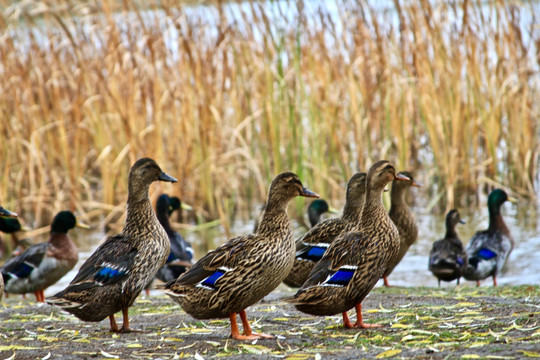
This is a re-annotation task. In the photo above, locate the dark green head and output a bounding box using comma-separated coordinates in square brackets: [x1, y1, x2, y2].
[309, 199, 330, 214]
[168, 196, 182, 216]
[0, 206, 20, 233]
[487, 189, 513, 215]
[156, 194, 173, 218]
[51, 211, 89, 233]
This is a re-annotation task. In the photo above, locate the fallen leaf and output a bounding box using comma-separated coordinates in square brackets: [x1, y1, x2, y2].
[238, 344, 271, 354]
[376, 349, 402, 358]
[519, 350, 540, 358]
[100, 350, 119, 358]
[461, 355, 481, 359]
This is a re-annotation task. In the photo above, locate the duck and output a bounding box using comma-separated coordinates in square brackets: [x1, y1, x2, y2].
[1, 211, 89, 303]
[307, 199, 338, 228]
[283, 172, 367, 288]
[0, 206, 18, 301]
[286, 161, 408, 328]
[161, 172, 318, 340]
[146, 194, 194, 292]
[46, 158, 177, 333]
[428, 209, 467, 286]
[463, 189, 516, 286]
[382, 171, 422, 287]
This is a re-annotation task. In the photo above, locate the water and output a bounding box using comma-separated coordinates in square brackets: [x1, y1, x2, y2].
[43, 196, 538, 299]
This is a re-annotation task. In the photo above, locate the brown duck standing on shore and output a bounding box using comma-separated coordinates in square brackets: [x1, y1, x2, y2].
[283, 172, 367, 288]
[382, 171, 421, 287]
[2, 211, 89, 302]
[286, 161, 409, 328]
[162, 172, 319, 340]
[428, 209, 467, 286]
[0, 206, 18, 301]
[46, 158, 177, 333]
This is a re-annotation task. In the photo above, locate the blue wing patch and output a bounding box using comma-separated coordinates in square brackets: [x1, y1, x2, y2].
[11, 262, 35, 279]
[197, 267, 231, 290]
[456, 256, 464, 266]
[166, 252, 177, 263]
[94, 265, 127, 283]
[322, 265, 357, 287]
[297, 243, 329, 262]
[477, 248, 496, 260]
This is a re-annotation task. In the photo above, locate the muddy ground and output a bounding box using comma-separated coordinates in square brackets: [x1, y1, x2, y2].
[1, 285, 538, 359]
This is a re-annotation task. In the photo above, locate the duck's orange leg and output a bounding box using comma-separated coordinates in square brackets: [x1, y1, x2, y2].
[476, 280, 481, 287]
[229, 311, 272, 340]
[492, 275, 498, 287]
[343, 304, 382, 329]
[109, 314, 120, 333]
[383, 276, 391, 287]
[119, 307, 144, 333]
[34, 290, 45, 303]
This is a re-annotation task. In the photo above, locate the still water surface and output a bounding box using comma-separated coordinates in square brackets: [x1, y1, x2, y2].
[47, 198, 539, 297]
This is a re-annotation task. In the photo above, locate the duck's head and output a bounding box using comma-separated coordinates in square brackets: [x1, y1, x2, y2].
[367, 160, 410, 192]
[345, 172, 367, 206]
[309, 199, 337, 215]
[446, 209, 465, 227]
[156, 194, 172, 218]
[170, 196, 192, 213]
[0, 206, 21, 234]
[51, 211, 90, 233]
[487, 189, 517, 214]
[267, 172, 319, 206]
[128, 158, 177, 199]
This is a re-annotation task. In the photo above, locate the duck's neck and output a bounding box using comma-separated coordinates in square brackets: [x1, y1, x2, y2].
[361, 188, 388, 230]
[390, 185, 407, 211]
[341, 196, 364, 223]
[256, 199, 292, 239]
[488, 206, 509, 235]
[445, 223, 458, 239]
[122, 186, 162, 237]
[157, 208, 174, 237]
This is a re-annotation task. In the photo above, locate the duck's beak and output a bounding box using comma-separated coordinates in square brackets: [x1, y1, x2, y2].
[327, 205, 339, 214]
[459, 219, 466, 224]
[0, 207, 17, 218]
[76, 220, 91, 229]
[411, 180, 423, 188]
[300, 188, 320, 199]
[507, 195, 518, 204]
[395, 173, 410, 182]
[181, 203, 193, 211]
[158, 172, 178, 183]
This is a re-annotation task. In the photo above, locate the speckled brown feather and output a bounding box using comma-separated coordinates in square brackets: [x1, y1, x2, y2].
[383, 171, 419, 278]
[283, 173, 367, 287]
[286, 161, 401, 316]
[163, 172, 318, 320]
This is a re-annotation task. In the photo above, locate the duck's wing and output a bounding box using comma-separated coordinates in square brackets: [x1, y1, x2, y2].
[300, 232, 366, 290]
[60, 235, 137, 293]
[295, 218, 344, 262]
[171, 234, 256, 289]
[1, 243, 48, 281]
[169, 232, 194, 263]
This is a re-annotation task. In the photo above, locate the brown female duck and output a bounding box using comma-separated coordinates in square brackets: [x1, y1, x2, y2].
[382, 171, 421, 287]
[0, 206, 18, 301]
[162, 172, 318, 340]
[428, 209, 467, 286]
[286, 161, 408, 328]
[283, 172, 367, 288]
[46, 158, 177, 333]
[2, 211, 89, 302]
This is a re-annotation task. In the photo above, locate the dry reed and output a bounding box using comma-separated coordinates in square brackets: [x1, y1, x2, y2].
[0, 0, 538, 242]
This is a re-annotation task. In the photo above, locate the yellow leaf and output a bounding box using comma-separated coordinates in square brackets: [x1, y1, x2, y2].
[519, 350, 540, 358]
[239, 344, 271, 354]
[376, 349, 402, 358]
[163, 337, 185, 342]
[285, 355, 311, 360]
[456, 302, 477, 307]
[461, 355, 480, 359]
[272, 318, 290, 321]
[126, 344, 143, 348]
[391, 323, 412, 329]
[0, 345, 40, 351]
